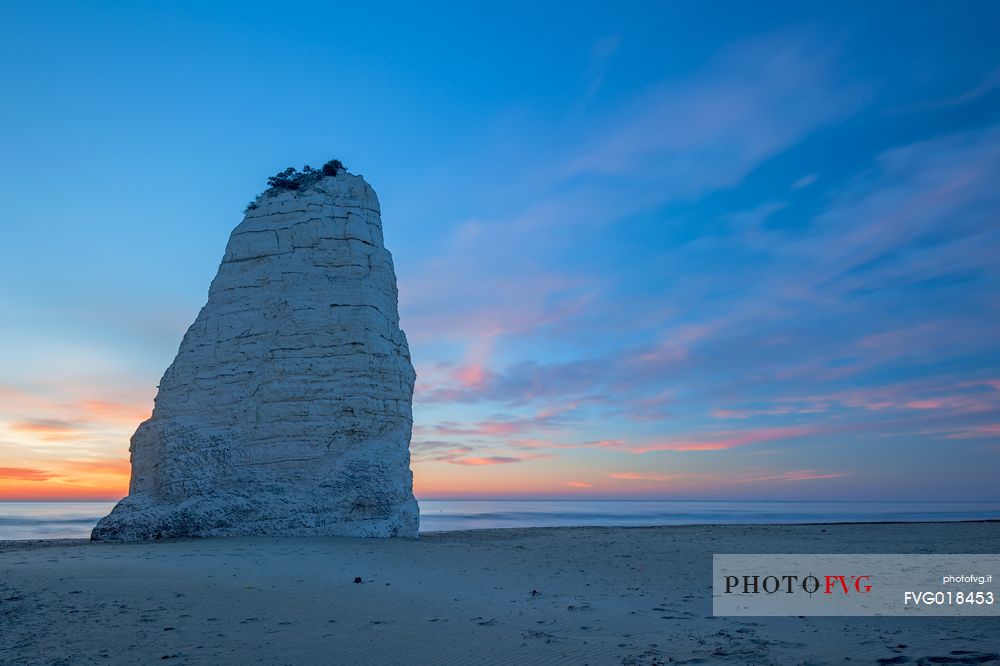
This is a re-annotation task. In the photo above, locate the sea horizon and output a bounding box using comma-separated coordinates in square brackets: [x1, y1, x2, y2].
[4, 499, 999, 541]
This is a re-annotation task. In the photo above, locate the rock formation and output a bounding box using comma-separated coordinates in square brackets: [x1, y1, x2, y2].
[93, 166, 419, 541]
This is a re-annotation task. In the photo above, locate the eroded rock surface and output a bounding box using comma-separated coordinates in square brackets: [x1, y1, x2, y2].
[93, 171, 418, 540]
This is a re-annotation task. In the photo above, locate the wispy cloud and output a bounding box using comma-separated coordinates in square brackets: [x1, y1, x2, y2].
[731, 470, 848, 484]
[566, 34, 862, 189]
[8, 418, 83, 439]
[945, 424, 1000, 439]
[792, 173, 819, 190]
[892, 65, 1000, 113]
[581, 33, 622, 102]
[627, 426, 815, 454]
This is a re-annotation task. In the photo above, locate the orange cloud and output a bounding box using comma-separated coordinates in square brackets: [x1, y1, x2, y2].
[0, 458, 130, 500]
[0, 385, 149, 498]
[0, 466, 57, 481]
[0, 482, 126, 501]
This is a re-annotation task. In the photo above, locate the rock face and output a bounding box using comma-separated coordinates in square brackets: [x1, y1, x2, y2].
[93, 171, 418, 541]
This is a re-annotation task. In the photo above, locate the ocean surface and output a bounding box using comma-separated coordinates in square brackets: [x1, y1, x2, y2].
[1, 500, 999, 540]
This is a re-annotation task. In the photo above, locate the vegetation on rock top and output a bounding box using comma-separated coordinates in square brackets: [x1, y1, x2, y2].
[245, 159, 347, 213]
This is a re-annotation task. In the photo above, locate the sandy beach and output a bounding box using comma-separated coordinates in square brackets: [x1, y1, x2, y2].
[2, 522, 999, 665]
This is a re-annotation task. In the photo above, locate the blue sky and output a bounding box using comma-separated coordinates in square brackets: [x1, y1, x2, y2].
[1, 2, 998, 499]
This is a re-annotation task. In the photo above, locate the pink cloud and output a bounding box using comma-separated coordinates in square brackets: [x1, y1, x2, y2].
[608, 472, 677, 481]
[448, 456, 523, 466]
[454, 364, 490, 389]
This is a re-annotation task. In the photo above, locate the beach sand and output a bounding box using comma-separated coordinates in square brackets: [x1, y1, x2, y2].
[2, 522, 998, 665]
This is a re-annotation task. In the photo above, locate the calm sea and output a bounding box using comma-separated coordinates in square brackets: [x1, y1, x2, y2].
[1, 500, 998, 540]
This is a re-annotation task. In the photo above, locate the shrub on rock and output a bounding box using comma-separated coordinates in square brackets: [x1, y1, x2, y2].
[322, 159, 345, 177]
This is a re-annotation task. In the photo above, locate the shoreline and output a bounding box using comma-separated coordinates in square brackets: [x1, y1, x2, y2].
[3, 518, 999, 549]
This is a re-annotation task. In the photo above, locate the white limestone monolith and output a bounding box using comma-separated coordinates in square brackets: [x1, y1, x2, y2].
[93, 170, 418, 540]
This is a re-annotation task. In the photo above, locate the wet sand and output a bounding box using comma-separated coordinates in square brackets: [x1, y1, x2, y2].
[2, 522, 999, 665]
